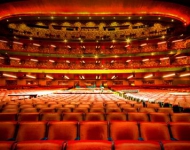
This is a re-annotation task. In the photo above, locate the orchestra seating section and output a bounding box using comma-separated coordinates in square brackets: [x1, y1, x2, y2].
[0, 90, 190, 150]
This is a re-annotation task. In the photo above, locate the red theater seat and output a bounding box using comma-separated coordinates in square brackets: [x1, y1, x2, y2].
[80, 121, 108, 140]
[14, 140, 64, 150]
[85, 113, 105, 121]
[40, 113, 61, 121]
[73, 108, 89, 113]
[110, 121, 139, 140]
[62, 113, 84, 121]
[114, 141, 161, 150]
[16, 122, 46, 142]
[122, 107, 137, 113]
[128, 113, 149, 122]
[0, 113, 17, 121]
[170, 122, 190, 140]
[18, 113, 39, 121]
[66, 140, 113, 150]
[140, 122, 171, 141]
[0, 122, 17, 141]
[139, 108, 156, 113]
[171, 113, 190, 122]
[149, 113, 171, 123]
[106, 113, 127, 121]
[20, 108, 38, 113]
[47, 121, 78, 140]
[162, 141, 190, 150]
[0, 141, 15, 150]
[90, 108, 105, 113]
[157, 108, 173, 114]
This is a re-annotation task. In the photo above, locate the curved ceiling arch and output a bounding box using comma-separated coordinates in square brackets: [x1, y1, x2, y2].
[0, 0, 190, 24]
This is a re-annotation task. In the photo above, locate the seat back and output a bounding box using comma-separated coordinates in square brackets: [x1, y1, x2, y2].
[85, 113, 105, 121]
[80, 121, 108, 140]
[0, 122, 17, 140]
[128, 113, 149, 122]
[140, 122, 171, 141]
[16, 122, 46, 142]
[48, 121, 78, 140]
[149, 113, 170, 123]
[110, 121, 139, 140]
[106, 113, 127, 121]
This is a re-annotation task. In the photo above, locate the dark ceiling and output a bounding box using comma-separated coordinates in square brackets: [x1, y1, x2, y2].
[0, 0, 190, 7]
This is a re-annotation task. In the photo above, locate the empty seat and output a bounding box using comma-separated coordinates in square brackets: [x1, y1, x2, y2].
[0, 113, 17, 121]
[162, 141, 190, 150]
[16, 122, 46, 142]
[73, 108, 89, 113]
[20, 108, 38, 113]
[128, 113, 149, 122]
[15, 140, 64, 150]
[56, 108, 71, 113]
[0, 121, 17, 141]
[110, 121, 139, 140]
[114, 141, 161, 150]
[106, 108, 121, 113]
[18, 113, 39, 121]
[40, 113, 61, 121]
[90, 108, 105, 113]
[85, 113, 105, 121]
[106, 113, 127, 121]
[66, 140, 113, 150]
[157, 108, 173, 114]
[171, 113, 190, 122]
[2, 109, 18, 113]
[139, 108, 156, 113]
[0, 141, 15, 150]
[62, 113, 83, 121]
[134, 103, 144, 108]
[149, 113, 171, 123]
[39, 108, 55, 113]
[80, 121, 108, 140]
[122, 107, 137, 113]
[140, 122, 171, 141]
[48, 121, 78, 140]
[170, 122, 190, 140]
[146, 103, 160, 108]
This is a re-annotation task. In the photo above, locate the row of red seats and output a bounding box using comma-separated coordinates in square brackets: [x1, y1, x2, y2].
[0, 112, 189, 122]
[1, 140, 190, 150]
[0, 106, 174, 114]
[0, 121, 190, 141]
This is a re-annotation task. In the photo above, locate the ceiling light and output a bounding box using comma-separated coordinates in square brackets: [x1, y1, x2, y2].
[175, 56, 187, 59]
[161, 35, 165, 39]
[140, 17, 142, 19]
[10, 57, 20, 61]
[160, 57, 169, 60]
[0, 40, 8, 43]
[111, 60, 114, 63]
[49, 60, 55, 63]
[142, 58, 149, 62]
[3, 73, 17, 78]
[50, 45, 56, 48]
[46, 75, 53, 79]
[13, 41, 23, 45]
[33, 43, 40, 46]
[128, 17, 131, 19]
[172, 39, 183, 43]
[111, 75, 116, 79]
[126, 60, 131, 62]
[127, 75, 133, 79]
[30, 59, 38, 62]
[144, 74, 153, 78]
[140, 43, 147, 46]
[157, 41, 166, 45]
[126, 38, 131, 43]
[26, 74, 36, 79]
[125, 45, 129, 47]
[29, 37, 33, 40]
[64, 75, 70, 79]
[66, 60, 70, 63]
[64, 39, 67, 43]
[180, 73, 190, 77]
[163, 73, 175, 78]
[158, 17, 161, 20]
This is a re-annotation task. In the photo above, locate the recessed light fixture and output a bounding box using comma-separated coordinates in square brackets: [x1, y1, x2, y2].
[65, 17, 67, 19]
[140, 17, 142, 19]
[163, 73, 175, 78]
[158, 17, 161, 20]
[77, 17, 79, 19]
[128, 17, 131, 19]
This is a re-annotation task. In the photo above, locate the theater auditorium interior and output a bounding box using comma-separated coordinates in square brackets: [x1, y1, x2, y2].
[0, 0, 190, 149]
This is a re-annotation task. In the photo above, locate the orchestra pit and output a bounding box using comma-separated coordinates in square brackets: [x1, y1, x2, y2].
[0, 0, 190, 150]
